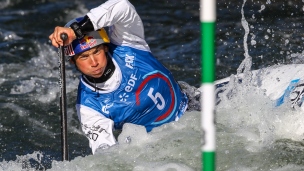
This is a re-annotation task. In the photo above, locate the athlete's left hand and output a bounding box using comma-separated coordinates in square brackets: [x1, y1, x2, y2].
[49, 26, 76, 48]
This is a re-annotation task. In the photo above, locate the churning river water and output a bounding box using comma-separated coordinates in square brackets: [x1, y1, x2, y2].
[1, 0, 304, 170]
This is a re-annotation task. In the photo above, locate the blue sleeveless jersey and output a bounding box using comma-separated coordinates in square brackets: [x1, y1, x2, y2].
[77, 44, 188, 132]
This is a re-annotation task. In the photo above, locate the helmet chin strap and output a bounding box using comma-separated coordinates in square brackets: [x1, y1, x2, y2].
[84, 53, 116, 84]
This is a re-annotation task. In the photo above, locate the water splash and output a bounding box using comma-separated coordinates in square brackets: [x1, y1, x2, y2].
[49, 113, 201, 171]
[0, 152, 46, 171]
[236, 0, 252, 83]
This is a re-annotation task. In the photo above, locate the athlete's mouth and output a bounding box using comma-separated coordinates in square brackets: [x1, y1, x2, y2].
[91, 67, 105, 77]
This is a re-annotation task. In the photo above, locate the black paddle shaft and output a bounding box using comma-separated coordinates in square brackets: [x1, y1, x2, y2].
[59, 33, 68, 161]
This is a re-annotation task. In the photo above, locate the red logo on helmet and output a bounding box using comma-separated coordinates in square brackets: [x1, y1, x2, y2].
[79, 35, 97, 50]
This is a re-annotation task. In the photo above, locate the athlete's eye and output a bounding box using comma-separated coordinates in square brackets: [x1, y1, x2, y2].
[94, 49, 101, 55]
[79, 55, 89, 59]
[93, 46, 103, 56]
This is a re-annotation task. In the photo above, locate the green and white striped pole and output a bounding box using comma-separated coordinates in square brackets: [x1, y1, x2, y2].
[200, 0, 216, 170]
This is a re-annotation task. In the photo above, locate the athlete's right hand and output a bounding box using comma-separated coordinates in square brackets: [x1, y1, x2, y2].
[49, 26, 76, 48]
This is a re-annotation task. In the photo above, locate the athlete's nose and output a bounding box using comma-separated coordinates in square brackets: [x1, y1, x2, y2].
[90, 56, 99, 67]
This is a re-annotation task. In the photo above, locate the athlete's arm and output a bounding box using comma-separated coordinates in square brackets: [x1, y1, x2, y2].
[86, 0, 150, 51]
[76, 104, 116, 154]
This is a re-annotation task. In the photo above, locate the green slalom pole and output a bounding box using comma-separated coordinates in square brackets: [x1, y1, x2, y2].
[200, 0, 216, 171]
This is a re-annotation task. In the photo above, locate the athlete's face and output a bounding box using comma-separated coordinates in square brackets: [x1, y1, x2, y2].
[73, 45, 108, 78]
